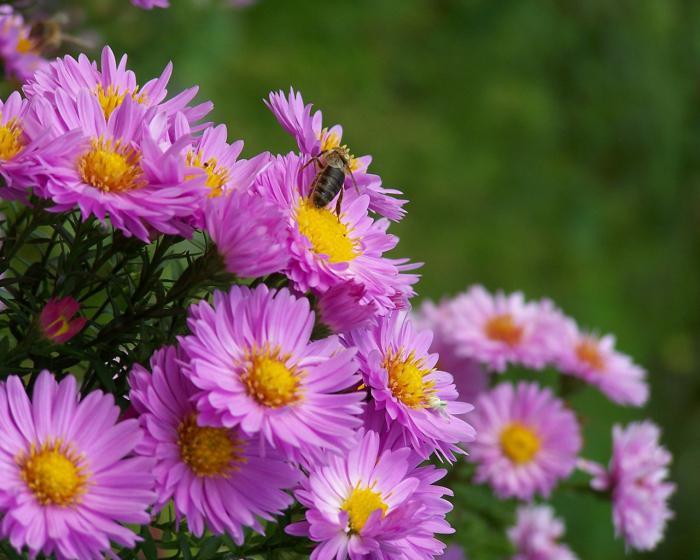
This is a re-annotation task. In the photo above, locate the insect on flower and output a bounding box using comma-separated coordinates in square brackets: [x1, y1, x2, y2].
[302, 145, 358, 215]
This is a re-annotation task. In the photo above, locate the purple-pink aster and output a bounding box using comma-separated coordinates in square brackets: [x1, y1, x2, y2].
[0, 371, 155, 560]
[344, 312, 475, 461]
[0, 5, 47, 83]
[128, 345, 299, 543]
[439, 286, 559, 373]
[553, 316, 648, 407]
[180, 284, 365, 457]
[315, 281, 379, 334]
[579, 421, 675, 551]
[254, 152, 420, 315]
[468, 382, 582, 500]
[287, 430, 454, 559]
[38, 297, 87, 344]
[265, 88, 407, 220]
[508, 504, 578, 560]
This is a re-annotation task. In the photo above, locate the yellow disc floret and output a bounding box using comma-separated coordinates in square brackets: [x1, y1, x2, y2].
[18, 440, 88, 507]
[95, 85, 147, 120]
[242, 347, 302, 408]
[296, 199, 358, 263]
[177, 414, 244, 477]
[78, 137, 145, 193]
[0, 118, 25, 161]
[500, 423, 541, 465]
[187, 151, 230, 197]
[484, 313, 523, 346]
[341, 486, 388, 533]
[383, 348, 435, 409]
[576, 339, 605, 371]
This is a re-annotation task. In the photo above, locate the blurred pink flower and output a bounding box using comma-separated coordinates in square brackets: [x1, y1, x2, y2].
[39, 296, 87, 344]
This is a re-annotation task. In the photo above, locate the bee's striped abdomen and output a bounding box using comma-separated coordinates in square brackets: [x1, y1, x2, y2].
[311, 166, 345, 208]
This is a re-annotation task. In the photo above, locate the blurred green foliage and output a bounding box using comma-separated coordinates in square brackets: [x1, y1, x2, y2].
[38, 0, 700, 557]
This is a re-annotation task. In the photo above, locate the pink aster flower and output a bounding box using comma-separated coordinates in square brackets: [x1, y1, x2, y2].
[344, 312, 475, 461]
[129, 345, 299, 543]
[441, 286, 559, 373]
[205, 187, 289, 278]
[508, 505, 578, 560]
[254, 152, 419, 315]
[469, 382, 582, 500]
[579, 422, 674, 551]
[414, 299, 490, 403]
[27, 90, 206, 242]
[131, 0, 169, 8]
[314, 282, 378, 334]
[180, 284, 364, 456]
[0, 371, 155, 560]
[24, 46, 211, 128]
[0, 5, 48, 83]
[287, 430, 453, 559]
[553, 316, 648, 407]
[265, 88, 406, 220]
[39, 296, 87, 344]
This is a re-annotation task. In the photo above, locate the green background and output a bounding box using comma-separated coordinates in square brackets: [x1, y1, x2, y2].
[57, 0, 700, 557]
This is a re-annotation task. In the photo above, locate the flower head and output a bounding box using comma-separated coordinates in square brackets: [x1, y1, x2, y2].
[0, 371, 155, 559]
[553, 317, 648, 406]
[265, 88, 406, 220]
[580, 421, 674, 551]
[469, 382, 582, 500]
[508, 505, 578, 560]
[254, 152, 419, 315]
[39, 296, 87, 344]
[287, 430, 453, 559]
[438, 286, 559, 372]
[0, 6, 48, 82]
[129, 345, 299, 543]
[180, 284, 364, 457]
[344, 312, 475, 461]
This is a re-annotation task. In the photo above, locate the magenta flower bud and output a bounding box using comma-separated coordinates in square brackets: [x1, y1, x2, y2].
[39, 297, 87, 344]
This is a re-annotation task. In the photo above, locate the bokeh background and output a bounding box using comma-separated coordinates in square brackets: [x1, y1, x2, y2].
[56, 0, 700, 557]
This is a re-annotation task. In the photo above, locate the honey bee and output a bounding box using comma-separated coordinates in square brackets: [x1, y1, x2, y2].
[302, 146, 357, 215]
[28, 15, 92, 53]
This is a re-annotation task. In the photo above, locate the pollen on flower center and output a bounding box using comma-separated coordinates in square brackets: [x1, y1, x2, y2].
[177, 414, 244, 477]
[383, 348, 435, 409]
[319, 128, 359, 171]
[576, 339, 605, 371]
[95, 84, 146, 119]
[296, 199, 358, 263]
[500, 423, 541, 464]
[16, 35, 36, 54]
[242, 347, 302, 408]
[187, 151, 230, 197]
[18, 440, 87, 507]
[0, 118, 25, 160]
[485, 313, 523, 346]
[341, 486, 388, 533]
[78, 137, 145, 193]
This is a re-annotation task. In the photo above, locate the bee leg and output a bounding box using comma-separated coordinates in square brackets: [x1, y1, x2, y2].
[335, 187, 344, 216]
[298, 156, 321, 195]
[347, 167, 360, 194]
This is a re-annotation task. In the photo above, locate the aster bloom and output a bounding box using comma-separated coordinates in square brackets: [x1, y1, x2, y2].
[129, 346, 299, 543]
[344, 312, 475, 461]
[180, 284, 364, 456]
[579, 422, 674, 551]
[508, 505, 578, 560]
[0, 371, 155, 559]
[441, 286, 559, 373]
[314, 282, 378, 334]
[28, 90, 206, 242]
[287, 430, 453, 559]
[205, 187, 289, 278]
[265, 88, 406, 220]
[254, 152, 419, 315]
[24, 45, 211, 127]
[553, 316, 648, 407]
[0, 5, 48, 82]
[414, 299, 489, 403]
[469, 382, 582, 500]
[39, 296, 87, 344]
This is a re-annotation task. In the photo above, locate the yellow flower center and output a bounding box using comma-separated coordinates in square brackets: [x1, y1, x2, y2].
[319, 128, 359, 171]
[500, 423, 541, 464]
[0, 118, 25, 160]
[78, 137, 145, 193]
[18, 440, 87, 507]
[383, 349, 435, 409]
[95, 85, 146, 120]
[576, 339, 605, 371]
[242, 347, 302, 408]
[16, 35, 36, 54]
[484, 313, 523, 346]
[177, 414, 244, 477]
[187, 151, 230, 197]
[296, 199, 358, 263]
[342, 487, 388, 533]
